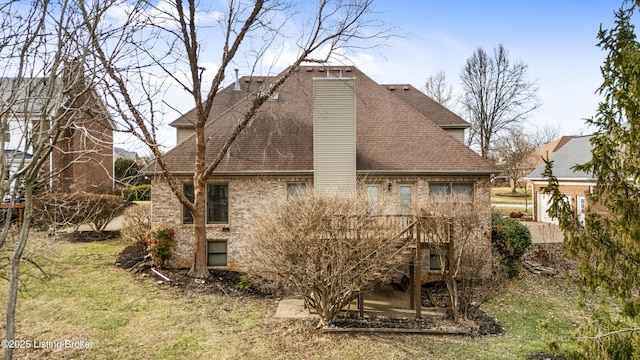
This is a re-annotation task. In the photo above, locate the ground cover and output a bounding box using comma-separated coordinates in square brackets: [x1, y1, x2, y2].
[1, 235, 582, 359]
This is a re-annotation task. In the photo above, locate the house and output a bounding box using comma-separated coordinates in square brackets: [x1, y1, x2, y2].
[149, 66, 496, 281]
[114, 147, 143, 166]
[0, 69, 114, 195]
[382, 84, 469, 143]
[526, 135, 594, 224]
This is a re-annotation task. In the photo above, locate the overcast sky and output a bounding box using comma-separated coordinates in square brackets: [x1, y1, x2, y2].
[130, 0, 625, 151]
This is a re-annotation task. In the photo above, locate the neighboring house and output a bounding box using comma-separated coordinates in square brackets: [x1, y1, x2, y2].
[526, 135, 594, 224]
[148, 66, 496, 281]
[0, 69, 114, 195]
[114, 147, 142, 165]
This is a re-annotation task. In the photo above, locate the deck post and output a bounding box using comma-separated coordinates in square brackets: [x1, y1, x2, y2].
[414, 222, 422, 319]
[409, 259, 414, 310]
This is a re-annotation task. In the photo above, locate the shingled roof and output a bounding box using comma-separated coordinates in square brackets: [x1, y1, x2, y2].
[153, 66, 495, 175]
[527, 135, 594, 180]
[382, 84, 469, 128]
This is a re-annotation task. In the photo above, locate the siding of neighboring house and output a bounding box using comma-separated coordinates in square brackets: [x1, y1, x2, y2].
[152, 174, 493, 282]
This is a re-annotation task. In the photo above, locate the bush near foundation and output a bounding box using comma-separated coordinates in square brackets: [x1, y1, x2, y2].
[491, 213, 531, 277]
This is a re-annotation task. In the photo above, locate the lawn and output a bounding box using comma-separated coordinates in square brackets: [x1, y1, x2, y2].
[1, 236, 583, 359]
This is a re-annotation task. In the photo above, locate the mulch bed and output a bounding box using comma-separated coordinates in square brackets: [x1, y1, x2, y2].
[525, 352, 566, 360]
[113, 243, 518, 338]
[58, 230, 120, 242]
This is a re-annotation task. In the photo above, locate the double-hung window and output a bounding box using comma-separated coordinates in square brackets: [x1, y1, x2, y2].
[429, 182, 474, 203]
[183, 183, 229, 224]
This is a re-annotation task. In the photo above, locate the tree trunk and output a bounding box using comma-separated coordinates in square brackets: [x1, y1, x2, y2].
[4, 184, 34, 360]
[187, 179, 209, 279]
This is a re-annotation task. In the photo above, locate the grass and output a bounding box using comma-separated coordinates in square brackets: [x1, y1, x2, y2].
[1, 236, 586, 359]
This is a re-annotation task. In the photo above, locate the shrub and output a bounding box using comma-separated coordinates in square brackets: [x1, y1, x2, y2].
[33, 192, 124, 231]
[246, 190, 413, 327]
[122, 184, 151, 202]
[147, 223, 175, 269]
[120, 203, 152, 245]
[237, 274, 253, 292]
[491, 213, 532, 277]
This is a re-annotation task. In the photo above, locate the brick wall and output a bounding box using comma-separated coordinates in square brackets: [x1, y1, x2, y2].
[151, 174, 493, 280]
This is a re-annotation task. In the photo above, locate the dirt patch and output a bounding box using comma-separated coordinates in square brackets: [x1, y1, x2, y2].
[141, 268, 264, 297]
[116, 242, 147, 269]
[525, 352, 566, 360]
[525, 244, 576, 272]
[467, 306, 504, 336]
[59, 230, 120, 242]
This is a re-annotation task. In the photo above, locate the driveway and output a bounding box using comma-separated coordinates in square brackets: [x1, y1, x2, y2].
[521, 221, 563, 243]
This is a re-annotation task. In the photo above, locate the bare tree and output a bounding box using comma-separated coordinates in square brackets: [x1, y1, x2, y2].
[245, 189, 413, 327]
[460, 44, 541, 158]
[532, 123, 561, 147]
[493, 128, 538, 194]
[0, 1, 108, 358]
[417, 192, 490, 321]
[424, 70, 454, 107]
[80, 0, 388, 278]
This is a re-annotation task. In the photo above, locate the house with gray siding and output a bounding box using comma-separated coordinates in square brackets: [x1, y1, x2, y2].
[148, 66, 495, 280]
[526, 135, 595, 224]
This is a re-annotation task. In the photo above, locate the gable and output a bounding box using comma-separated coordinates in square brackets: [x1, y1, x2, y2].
[527, 135, 594, 180]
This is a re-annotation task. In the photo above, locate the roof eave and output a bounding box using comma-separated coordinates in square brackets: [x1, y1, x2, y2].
[439, 124, 470, 129]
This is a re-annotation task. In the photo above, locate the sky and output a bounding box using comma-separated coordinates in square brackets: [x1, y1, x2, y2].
[358, 1, 621, 137]
[125, 0, 626, 151]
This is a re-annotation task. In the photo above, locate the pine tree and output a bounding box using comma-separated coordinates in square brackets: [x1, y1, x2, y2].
[542, 3, 640, 357]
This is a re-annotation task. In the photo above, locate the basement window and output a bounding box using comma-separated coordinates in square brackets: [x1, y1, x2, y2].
[286, 182, 306, 197]
[428, 249, 448, 272]
[207, 240, 227, 266]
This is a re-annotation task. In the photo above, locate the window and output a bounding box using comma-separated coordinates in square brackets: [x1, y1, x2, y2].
[207, 240, 227, 266]
[366, 185, 380, 214]
[429, 250, 442, 271]
[428, 249, 449, 271]
[207, 184, 228, 224]
[399, 185, 413, 214]
[183, 183, 194, 224]
[182, 183, 229, 224]
[286, 182, 306, 197]
[429, 182, 474, 202]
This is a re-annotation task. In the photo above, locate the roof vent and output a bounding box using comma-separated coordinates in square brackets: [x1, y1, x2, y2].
[318, 68, 325, 72]
[388, 86, 396, 91]
[345, 67, 352, 72]
[403, 86, 410, 91]
[305, 68, 313, 72]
